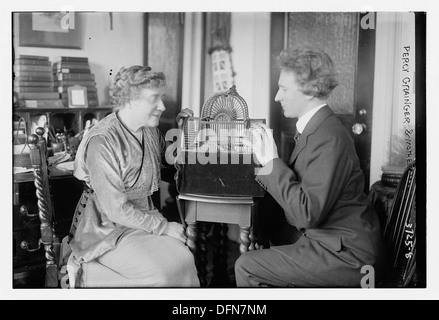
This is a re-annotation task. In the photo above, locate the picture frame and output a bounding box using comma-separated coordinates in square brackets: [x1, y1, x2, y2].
[16, 12, 82, 49]
[67, 85, 88, 108]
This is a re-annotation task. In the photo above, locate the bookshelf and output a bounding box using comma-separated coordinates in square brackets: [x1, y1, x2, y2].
[13, 53, 106, 137]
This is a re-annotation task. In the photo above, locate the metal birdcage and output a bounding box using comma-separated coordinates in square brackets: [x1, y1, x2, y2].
[182, 86, 262, 155]
[178, 86, 266, 197]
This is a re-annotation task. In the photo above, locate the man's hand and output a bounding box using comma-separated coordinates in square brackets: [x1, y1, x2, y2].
[162, 221, 187, 244]
[176, 108, 194, 129]
[243, 123, 279, 166]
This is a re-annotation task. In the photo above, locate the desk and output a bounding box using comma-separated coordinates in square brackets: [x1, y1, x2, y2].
[14, 162, 74, 205]
[177, 193, 259, 287]
[13, 163, 81, 287]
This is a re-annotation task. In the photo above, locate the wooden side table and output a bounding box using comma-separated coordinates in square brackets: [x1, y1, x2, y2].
[177, 193, 259, 287]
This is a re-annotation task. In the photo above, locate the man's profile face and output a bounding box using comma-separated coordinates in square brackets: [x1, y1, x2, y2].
[274, 70, 309, 119]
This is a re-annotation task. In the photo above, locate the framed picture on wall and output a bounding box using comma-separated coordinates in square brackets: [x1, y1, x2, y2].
[15, 12, 82, 49]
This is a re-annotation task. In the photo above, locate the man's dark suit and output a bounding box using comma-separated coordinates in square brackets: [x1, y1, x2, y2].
[235, 105, 386, 287]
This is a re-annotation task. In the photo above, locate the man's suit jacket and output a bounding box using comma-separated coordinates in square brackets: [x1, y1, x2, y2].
[256, 105, 385, 286]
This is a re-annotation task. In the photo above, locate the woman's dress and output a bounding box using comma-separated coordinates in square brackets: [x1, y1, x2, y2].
[69, 112, 199, 287]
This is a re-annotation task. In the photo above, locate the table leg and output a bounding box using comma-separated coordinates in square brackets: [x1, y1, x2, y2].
[186, 221, 197, 255]
[211, 223, 232, 287]
[197, 222, 211, 287]
[186, 221, 206, 287]
[239, 226, 251, 254]
[249, 226, 256, 251]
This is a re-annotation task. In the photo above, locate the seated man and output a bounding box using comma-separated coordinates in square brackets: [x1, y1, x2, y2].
[236, 48, 386, 287]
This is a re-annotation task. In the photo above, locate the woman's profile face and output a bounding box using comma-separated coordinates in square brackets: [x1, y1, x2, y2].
[129, 86, 166, 128]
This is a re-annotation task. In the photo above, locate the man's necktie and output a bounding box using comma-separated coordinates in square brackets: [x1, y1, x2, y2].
[294, 130, 301, 144]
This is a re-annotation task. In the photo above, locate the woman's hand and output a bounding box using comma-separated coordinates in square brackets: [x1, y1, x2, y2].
[162, 221, 187, 244]
[176, 108, 194, 129]
[243, 123, 279, 166]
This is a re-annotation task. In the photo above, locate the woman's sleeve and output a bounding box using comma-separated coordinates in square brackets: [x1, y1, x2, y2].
[85, 135, 168, 234]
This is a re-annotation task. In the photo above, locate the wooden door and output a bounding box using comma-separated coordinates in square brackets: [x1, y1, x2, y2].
[270, 12, 375, 191]
[145, 12, 185, 134]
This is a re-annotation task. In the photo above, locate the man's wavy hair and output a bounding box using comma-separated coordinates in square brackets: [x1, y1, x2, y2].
[276, 49, 338, 99]
[111, 65, 166, 110]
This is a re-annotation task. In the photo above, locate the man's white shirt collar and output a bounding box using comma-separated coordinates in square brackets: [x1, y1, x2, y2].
[296, 104, 326, 134]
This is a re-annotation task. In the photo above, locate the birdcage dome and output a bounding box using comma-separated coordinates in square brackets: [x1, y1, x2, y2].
[200, 85, 249, 121]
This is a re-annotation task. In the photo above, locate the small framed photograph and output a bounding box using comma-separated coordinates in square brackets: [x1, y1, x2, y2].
[67, 85, 88, 108]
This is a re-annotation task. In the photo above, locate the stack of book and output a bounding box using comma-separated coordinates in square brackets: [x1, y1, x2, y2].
[52, 56, 99, 107]
[13, 55, 63, 108]
[381, 165, 405, 187]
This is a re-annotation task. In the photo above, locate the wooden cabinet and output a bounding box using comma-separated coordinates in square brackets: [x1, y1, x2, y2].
[13, 173, 83, 288]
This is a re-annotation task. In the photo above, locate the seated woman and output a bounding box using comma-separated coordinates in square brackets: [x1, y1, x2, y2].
[68, 65, 199, 287]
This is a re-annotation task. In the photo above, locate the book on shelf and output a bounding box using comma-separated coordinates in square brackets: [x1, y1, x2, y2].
[17, 54, 49, 61]
[57, 86, 97, 93]
[54, 80, 96, 87]
[16, 92, 60, 100]
[14, 64, 52, 72]
[14, 70, 54, 79]
[14, 80, 54, 87]
[53, 62, 90, 70]
[14, 86, 56, 93]
[53, 68, 92, 74]
[52, 56, 89, 63]
[53, 60, 90, 67]
[14, 58, 51, 66]
[14, 75, 53, 82]
[56, 73, 95, 81]
[18, 99, 64, 108]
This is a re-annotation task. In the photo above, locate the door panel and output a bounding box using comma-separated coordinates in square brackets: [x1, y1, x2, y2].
[287, 12, 359, 115]
[145, 12, 184, 134]
[350, 15, 375, 191]
[270, 12, 375, 191]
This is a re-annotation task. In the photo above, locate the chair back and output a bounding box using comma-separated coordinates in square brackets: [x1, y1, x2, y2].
[382, 160, 418, 287]
[28, 127, 59, 287]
